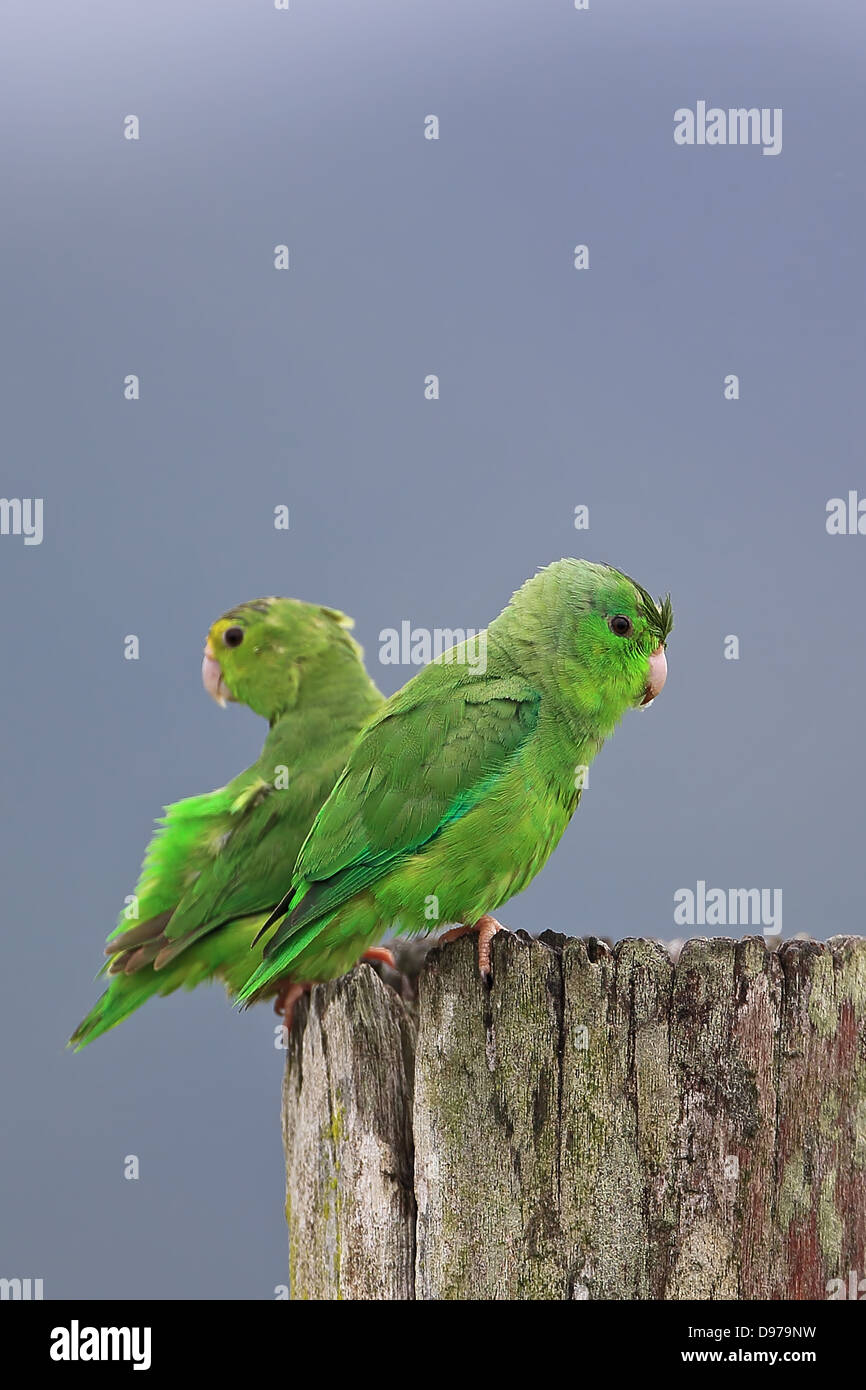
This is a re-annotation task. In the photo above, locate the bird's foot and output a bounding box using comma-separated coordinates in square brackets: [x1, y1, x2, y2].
[360, 946, 397, 970]
[273, 981, 311, 1033]
[439, 914, 506, 981]
[272, 949, 395, 1034]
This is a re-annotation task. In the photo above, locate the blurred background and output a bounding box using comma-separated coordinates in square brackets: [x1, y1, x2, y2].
[1, 0, 864, 1297]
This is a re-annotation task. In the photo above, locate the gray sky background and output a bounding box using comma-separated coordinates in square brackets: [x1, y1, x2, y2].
[2, 0, 864, 1298]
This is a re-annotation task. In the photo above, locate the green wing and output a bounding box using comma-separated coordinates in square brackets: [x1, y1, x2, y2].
[258, 671, 540, 962]
[105, 785, 237, 944]
[105, 728, 344, 975]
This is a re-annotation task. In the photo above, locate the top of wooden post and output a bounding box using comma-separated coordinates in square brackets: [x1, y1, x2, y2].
[282, 931, 866, 1300]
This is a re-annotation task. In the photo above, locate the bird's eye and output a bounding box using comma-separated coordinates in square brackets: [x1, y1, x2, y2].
[222, 626, 244, 648]
[608, 615, 633, 638]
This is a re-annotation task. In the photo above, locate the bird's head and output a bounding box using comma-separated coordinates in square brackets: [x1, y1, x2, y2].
[568, 562, 672, 711]
[201, 596, 361, 722]
[502, 559, 672, 727]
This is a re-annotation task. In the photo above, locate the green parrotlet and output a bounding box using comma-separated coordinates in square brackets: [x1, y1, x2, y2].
[237, 558, 672, 1004]
[70, 597, 383, 1047]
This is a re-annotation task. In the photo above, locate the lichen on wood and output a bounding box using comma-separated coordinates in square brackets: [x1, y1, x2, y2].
[282, 933, 866, 1300]
[282, 965, 416, 1299]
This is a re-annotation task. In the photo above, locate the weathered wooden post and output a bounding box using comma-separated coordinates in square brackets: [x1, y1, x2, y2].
[282, 933, 866, 1299]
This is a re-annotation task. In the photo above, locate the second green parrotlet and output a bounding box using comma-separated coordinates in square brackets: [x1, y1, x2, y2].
[238, 558, 672, 1004]
[70, 597, 384, 1047]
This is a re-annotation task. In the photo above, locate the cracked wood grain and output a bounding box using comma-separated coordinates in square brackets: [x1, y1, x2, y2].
[282, 964, 416, 1299]
[283, 934, 866, 1300]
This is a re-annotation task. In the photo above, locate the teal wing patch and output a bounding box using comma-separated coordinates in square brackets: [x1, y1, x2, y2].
[260, 675, 539, 960]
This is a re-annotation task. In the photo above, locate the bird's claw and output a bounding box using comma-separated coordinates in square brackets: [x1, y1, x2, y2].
[439, 914, 505, 981]
[273, 981, 311, 1033]
[273, 948, 396, 1035]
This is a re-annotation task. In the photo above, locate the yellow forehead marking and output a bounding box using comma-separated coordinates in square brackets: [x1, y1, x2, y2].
[208, 617, 238, 647]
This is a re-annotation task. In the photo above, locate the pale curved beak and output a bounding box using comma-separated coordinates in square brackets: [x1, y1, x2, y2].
[202, 641, 231, 707]
[641, 644, 667, 707]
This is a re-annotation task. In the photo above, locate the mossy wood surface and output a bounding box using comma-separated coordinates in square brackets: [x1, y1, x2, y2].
[283, 933, 866, 1300]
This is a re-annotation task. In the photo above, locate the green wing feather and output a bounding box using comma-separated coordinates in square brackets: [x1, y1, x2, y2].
[70, 717, 367, 1046]
[256, 672, 539, 967]
[150, 773, 319, 966]
[104, 783, 248, 948]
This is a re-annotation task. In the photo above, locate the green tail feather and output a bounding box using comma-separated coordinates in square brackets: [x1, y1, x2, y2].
[236, 915, 334, 1006]
[70, 914, 271, 1048]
